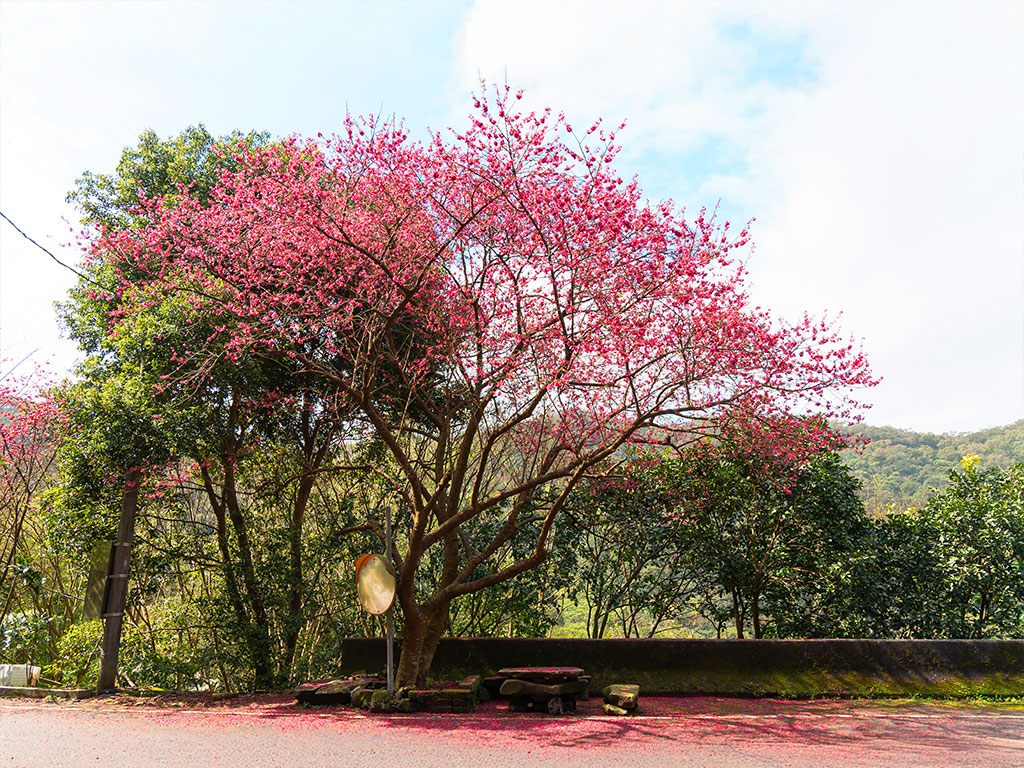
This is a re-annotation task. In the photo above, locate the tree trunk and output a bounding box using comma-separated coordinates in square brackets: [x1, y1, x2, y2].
[201, 462, 273, 690]
[282, 400, 330, 679]
[202, 468, 249, 618]
[751, 589, 762, 639]
[731, 588, 745, 639]
[395, 603, 450, 687]
[282, 471, 314, 678]
[0, 504, 29, 625]
[223, 476, 273, 689]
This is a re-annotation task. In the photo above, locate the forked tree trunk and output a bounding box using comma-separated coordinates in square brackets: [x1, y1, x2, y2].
[395, 603, 451, 687]
[731, 588, 745, 639]
[282, 471, 315, 678]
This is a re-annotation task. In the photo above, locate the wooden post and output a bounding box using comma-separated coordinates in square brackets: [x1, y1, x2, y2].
[96, 468, 141, 692]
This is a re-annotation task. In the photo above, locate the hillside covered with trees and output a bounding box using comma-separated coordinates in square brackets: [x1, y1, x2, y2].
[842, 420, 1024, 515]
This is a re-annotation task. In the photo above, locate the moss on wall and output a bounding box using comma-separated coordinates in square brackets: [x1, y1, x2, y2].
[338, 638, 1024, 698]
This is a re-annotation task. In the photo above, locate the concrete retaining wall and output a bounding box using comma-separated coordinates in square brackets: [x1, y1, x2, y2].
[338, 637, 1024, 697]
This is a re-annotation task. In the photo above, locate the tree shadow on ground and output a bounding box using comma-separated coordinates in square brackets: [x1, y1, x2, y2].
[73, 692, 1024, 758]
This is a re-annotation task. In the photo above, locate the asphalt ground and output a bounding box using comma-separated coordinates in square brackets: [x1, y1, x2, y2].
[1, 694, 1022, 767]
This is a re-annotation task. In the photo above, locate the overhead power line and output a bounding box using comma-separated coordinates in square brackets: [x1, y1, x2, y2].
[0, 209, 92, 283]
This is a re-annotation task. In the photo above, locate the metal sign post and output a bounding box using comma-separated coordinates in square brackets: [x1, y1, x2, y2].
[385, 506, 394, 694]
[353, 507, 397, 694]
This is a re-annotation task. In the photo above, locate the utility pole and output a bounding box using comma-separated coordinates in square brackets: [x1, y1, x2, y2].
[96, 468, 141, 692]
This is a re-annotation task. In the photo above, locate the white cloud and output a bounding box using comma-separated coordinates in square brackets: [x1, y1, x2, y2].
[455, 0, 1024, 432]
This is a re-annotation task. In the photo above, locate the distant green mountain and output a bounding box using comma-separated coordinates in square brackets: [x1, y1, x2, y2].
[839, 420, 1024, 516]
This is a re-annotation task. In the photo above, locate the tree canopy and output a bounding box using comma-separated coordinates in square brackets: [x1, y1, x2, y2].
[77, 90, 876, 685]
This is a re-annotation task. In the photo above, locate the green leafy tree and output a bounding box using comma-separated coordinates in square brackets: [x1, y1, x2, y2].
[564, 461, 702, 638]
[67, 125, 268, 230]
[926, 456, 1024, 637]
[558, 442, 870, 640]
[841, 457, 1023, 639]
[758, 453, 875, 638]
[439, 501, 580, 638]
[861, 508, 947, 637]
[677, 446, 870, 639]
[57, 124, 463, 689]
[54, 126, 364, 689]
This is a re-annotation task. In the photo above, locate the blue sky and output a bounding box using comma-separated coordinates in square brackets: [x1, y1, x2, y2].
[1, 0, 1022, 433]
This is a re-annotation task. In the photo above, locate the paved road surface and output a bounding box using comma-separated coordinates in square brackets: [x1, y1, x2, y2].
[2, 695, 1022, 767]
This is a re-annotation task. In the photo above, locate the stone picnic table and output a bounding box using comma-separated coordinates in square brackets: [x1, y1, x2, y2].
[497, 667, 588, 715]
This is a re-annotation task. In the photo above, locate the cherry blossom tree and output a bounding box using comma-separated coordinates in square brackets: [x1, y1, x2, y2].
[0, 375, 65, 628]
[86, 88, 876, 685]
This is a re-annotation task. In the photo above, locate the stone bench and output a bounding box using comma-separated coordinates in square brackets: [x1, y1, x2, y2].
[497, 667, 587, 715]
